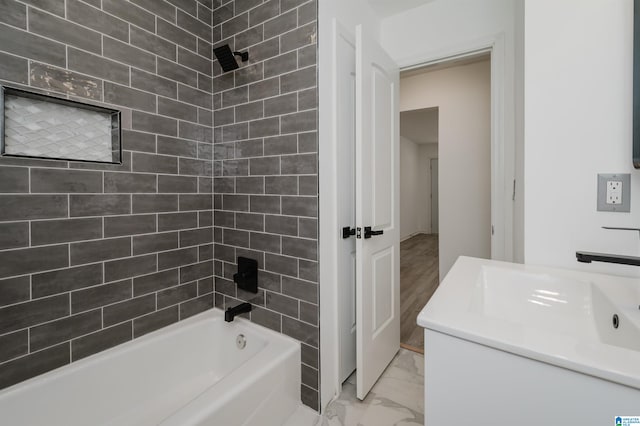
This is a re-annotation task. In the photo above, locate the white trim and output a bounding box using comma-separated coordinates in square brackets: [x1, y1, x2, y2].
[318, 17, 344, 412]
[393, 35, 500, 70]
[400, 48, 492, 74]
[489, 33, 513, 262]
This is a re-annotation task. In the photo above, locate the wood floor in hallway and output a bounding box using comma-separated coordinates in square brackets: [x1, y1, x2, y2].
[400, 233, 439, 351]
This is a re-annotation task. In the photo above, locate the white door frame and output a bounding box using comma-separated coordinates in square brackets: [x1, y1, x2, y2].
[318, 18, 354, 411]
[319, 32, 514, 411]
[431, 158, 439, 234]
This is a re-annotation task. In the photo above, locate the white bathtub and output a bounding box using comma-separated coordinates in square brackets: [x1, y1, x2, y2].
[0, 308, 301, 426]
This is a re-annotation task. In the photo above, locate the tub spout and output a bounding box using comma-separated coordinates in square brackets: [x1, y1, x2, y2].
[225, 302, 251, 322]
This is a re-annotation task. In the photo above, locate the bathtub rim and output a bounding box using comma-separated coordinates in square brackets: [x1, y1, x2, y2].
[0, 307, 300, 400]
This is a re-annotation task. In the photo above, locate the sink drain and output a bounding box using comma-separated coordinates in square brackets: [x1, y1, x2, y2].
[612, 314, 619, 329]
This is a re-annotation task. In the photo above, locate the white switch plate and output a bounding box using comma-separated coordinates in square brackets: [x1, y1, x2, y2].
[606, 181, 623, 204]
[597, 174, 630, 212]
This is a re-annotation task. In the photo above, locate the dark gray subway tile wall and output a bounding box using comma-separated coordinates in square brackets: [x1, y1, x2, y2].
[0, 0, 319, 412]
[211, 0, 319, 411]
[0, 0, 215, 391]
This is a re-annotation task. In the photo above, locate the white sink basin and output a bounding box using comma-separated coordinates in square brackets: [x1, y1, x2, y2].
[470, 266, 593, 335]
[418, 257, 640, 390]
[591, 284, 640, 352]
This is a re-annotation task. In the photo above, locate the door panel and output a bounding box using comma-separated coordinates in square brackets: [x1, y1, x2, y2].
[355, 24, 400, 400]
[372, 66, 393, 229]
[372, 247, 394, 334]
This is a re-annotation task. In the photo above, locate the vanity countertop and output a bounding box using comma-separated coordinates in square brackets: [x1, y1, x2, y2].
[418, 256, 640, 389]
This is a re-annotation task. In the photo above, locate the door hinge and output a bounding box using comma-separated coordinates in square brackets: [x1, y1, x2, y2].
[512, 179, 516, 201]
[491, 225, 495, 236]
[356, 227, 362, 239]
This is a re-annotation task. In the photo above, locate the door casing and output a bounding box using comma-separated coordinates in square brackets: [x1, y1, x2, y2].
[431, 158, 439, 234]
[319, 28, 513, 412]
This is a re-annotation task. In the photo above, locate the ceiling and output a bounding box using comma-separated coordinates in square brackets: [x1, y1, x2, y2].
[400, 108, 438, 145]
[366, 0, 435, 17]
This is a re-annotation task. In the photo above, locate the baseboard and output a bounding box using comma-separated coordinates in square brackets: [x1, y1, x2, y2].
[400, 343, 424, 355]
[400, 231, 430, 242]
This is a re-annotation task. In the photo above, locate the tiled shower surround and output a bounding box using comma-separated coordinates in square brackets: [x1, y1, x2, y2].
[0, 0, 319, 411]
[211, 0, 319, 410]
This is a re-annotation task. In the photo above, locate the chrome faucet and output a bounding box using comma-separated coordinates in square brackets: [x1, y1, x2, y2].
[225, 302, 252, 322]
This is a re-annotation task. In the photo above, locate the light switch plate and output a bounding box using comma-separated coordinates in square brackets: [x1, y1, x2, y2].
[598, 173, 630, 212]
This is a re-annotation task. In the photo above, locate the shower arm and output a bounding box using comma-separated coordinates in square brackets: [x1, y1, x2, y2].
[233, 51, 249, 62]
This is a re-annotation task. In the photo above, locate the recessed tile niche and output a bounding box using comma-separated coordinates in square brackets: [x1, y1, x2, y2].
[1, 86, 121, 164]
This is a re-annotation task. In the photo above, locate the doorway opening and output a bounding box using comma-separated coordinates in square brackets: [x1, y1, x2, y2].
[399, 107, 439, 352]
[398, 54, 492, 352]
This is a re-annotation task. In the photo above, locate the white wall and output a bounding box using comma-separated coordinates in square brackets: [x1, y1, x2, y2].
[401, 60, 492, 280]
[381, 0, 524, 263]
[400, 137, 438, 240]
[401, 137, 424, 239]
[524, 0, 640, 277]
[381, 0, 515, 66]
[421, 143, 439, 233]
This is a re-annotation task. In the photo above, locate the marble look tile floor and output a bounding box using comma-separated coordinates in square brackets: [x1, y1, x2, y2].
[318, 349, 424, 426]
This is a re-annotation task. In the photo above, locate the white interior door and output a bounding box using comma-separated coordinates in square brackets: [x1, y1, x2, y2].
[355, 24, 400, 400]
[431, 158, 439, 234]
[336, 24, 357, 384]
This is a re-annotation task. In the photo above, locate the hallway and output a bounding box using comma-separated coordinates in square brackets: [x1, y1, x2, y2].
[400, 234, 439, 351]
